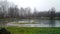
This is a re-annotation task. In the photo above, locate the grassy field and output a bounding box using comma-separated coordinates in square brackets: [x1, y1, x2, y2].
[6, 26, 60, 34]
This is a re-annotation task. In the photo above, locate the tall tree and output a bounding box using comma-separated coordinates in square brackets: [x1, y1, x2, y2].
[0, 0, 10, 18]
[49, 7, 56, 20]
[13, 5, 19, 18]
[8, 7, 15, 18]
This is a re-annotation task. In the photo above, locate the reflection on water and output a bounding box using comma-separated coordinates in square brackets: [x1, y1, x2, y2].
[49, 20, 55, 27]
[38, 20, 60, 27]
[0, 20, 7, 27]
[0, 19, 60, 27]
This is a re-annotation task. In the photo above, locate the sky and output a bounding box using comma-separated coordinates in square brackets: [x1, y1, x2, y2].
[8, 0, 60, 11]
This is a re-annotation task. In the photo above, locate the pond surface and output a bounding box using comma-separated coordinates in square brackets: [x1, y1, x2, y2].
[0, 19, 60, 27]
[6, 20, 60, 27]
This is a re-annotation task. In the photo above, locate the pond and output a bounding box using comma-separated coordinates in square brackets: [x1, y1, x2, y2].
[0, 19, 60, 27]
[6, 20, 60, 27]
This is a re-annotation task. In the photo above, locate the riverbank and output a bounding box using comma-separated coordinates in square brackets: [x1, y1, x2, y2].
[0, 17, 60, 20]
[6, 26, 60, 34]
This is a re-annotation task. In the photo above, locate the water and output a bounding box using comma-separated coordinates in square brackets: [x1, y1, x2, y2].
[0, 19, 60, 27]
[6, 20, 60, 27]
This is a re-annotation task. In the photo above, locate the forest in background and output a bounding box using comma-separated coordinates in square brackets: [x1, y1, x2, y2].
[0, 0, 60, 20]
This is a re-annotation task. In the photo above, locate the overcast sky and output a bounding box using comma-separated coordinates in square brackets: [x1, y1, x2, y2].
[8, 0, 60, 11]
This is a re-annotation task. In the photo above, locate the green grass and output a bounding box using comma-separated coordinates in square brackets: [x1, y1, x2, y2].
[5, 26, 60, 34]
[0, 17, 60, 20]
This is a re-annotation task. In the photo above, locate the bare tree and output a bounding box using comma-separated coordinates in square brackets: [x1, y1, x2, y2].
[49, 7, 56, 20]
[8, 5, 19, 18]
[13, 5, 19, 18]
[0, 0, 10, 18]
[8, 7, 14, 18]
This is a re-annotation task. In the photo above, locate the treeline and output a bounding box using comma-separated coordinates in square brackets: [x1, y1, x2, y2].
[0, 0, 59, 19]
